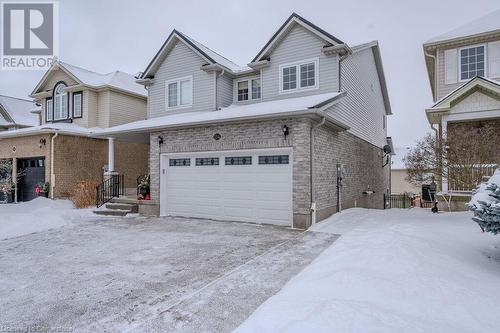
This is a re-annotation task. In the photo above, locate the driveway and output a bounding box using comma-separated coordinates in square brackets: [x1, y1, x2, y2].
[0, 216, 338, 332]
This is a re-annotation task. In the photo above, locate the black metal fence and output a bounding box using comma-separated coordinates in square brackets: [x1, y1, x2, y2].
[96, 174, 124, 208]
[384, 194, 413, 209]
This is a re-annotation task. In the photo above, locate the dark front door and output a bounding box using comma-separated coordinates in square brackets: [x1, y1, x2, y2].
[17, 157, 46, 202]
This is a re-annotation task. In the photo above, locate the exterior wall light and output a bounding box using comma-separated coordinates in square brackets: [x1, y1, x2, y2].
[39, 138, 46, 148]
[158, 136, 164, 146]
[282, 125, 289, 139]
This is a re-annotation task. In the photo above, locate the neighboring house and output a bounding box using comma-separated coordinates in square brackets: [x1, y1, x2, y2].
[390, 147, 421, 195]
[0, 95, 39, 131]
[0, 61, 148, 202]
[97, 13, 392, 229]
[424, 9, 500, 193]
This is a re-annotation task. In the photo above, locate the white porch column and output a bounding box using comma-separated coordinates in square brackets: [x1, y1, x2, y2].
[108, 137, 115, 173]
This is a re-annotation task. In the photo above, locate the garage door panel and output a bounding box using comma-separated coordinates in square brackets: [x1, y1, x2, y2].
[162, 150, 292, 226]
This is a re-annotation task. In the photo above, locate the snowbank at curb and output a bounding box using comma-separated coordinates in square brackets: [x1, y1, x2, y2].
[235, 208, 500, 333]
[0, 198, 93, 240]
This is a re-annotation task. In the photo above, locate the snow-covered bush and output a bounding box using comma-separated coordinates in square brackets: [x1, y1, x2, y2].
[468, 169, 500, 234]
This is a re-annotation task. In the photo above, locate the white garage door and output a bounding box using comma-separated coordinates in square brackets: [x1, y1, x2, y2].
[160, 148, 293, 226]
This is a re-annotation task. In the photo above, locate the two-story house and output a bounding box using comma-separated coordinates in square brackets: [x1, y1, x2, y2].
[424, 9, 500, 196]
[98, 13, 392, 229]
[0, 61, 148, 202]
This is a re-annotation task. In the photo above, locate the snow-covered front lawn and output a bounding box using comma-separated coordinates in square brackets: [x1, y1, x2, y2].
[0, 198, 93, 240]
[235, 208, 500, 333]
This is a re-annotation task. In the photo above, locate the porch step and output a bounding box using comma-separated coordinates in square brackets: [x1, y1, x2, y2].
[93, 200, 139, 217]
[110, 196, 138, 204]
[105, 203, 139, 213]
[93, 209, 131, 217]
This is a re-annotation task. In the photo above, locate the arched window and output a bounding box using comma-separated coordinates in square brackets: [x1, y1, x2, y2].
[53, 82, 68, 120]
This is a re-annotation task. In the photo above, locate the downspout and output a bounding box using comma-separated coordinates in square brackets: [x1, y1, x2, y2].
[310, 116, 326, 226]
[215, 69, 225, 110]
[50, 131, 58, 199]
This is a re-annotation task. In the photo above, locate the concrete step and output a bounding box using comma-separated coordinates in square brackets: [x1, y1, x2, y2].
[110, 196, 138, 205]
[105, 202, 138, 213]
[93, 209, 130, 217]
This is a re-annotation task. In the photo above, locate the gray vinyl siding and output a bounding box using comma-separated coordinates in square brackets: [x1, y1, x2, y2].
[261, 24, 339, 102]
[326, 47, 387, 148]
[232, 75, 262, 105]
[435, 35, 500, 101]
[148, 40, 215, 118]
[216, 73, 233, 108]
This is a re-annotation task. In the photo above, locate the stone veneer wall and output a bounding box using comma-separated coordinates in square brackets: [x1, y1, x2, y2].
[149, 117, 390, 229]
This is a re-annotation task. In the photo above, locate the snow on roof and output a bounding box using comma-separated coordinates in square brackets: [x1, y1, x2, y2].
[58, 62, 146, 97]
[178, 32, 251, 73]
[95, 92, 346, 136]
[0, 122, 93, 138]
[430, 76, 500, 108]
[0, 95, 38, 127]
[426, 9, 500, 44]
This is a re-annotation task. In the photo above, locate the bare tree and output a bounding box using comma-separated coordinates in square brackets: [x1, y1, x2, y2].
[404, 123, 500, 191]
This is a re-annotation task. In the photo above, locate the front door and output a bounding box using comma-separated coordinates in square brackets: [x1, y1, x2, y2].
[17, 157, 46, 202]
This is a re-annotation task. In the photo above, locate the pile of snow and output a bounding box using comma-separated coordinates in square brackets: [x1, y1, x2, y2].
[0, 198, 93, 240]
[235, 208, 500, 333]
[469, 169, 500, 234]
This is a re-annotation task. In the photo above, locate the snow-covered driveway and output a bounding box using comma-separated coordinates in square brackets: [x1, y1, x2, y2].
[0, 211, 337, 332]
[236, 208, 500, 333]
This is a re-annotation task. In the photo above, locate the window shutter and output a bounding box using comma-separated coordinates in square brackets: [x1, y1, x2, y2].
[488, 41, 500, 78]
[444, 49, 458, 84]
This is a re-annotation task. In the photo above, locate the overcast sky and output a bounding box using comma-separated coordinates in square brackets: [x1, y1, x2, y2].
[1, 0, 499, 149]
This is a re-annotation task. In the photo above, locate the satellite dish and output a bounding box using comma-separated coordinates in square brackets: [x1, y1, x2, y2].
[383, 144, 392, 154]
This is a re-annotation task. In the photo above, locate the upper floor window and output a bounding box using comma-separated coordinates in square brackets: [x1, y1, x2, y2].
[236, 78, 261, 101]
[53, 82, 68, 120]
[279, 58, 319, 94]
[166, 76, 192, 109]
[73, 92, 83, 118]
[460, 45, 485, 80]
[45, 98, 53, 121]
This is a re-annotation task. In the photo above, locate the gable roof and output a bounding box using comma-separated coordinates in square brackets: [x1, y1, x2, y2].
[425, 9, 500, 46]
[31, 61, 147, 97]
[251, 12, 345, 63]
[425, 76, 500, 123]
[0, 95, 39, 128]
[141, 30, 250, 79]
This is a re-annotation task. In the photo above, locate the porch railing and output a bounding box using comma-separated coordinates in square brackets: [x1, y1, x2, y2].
[96, 174, 124, 208]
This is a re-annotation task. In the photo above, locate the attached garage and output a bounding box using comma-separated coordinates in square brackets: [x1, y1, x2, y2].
[160, 148, 293, 226]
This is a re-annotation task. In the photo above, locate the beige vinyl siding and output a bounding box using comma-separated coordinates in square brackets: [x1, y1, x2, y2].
[326, 47, 387, 148]
[40, 69, 78, 91]
[261, 24, 339, 102]
[449, 90, 500, 114]
[148, 40, 215, 118]
[216, 73, 233, 108]
[97, 91, 110, 128]
[108, 91, 147, 126]
[85, 90, 98, 128]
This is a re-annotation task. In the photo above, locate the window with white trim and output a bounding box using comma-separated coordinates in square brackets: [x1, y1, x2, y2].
[236, 78, 261, 101]
[45, 98, 53, 121]
[166, 77, 192, 109]
[460, 45, 485, 80]
[73, 92, 82, 118]
[280, 58, 319, 93]
[53, 83, 68, 120]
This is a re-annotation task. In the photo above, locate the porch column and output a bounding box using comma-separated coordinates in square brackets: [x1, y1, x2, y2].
[108, 137, 115, 173]
[12, 158, 17, 203]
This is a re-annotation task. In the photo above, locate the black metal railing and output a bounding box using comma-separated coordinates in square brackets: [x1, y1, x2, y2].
[384, 194, 413, 209]
[96, 174, 124, 208]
